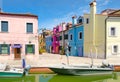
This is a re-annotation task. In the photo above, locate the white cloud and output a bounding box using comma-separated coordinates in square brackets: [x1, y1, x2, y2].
[98, 0, 110, 6]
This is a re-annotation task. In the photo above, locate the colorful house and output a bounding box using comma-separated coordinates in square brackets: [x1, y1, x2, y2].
[59, 23, 70, 55]
[84, 0, 120, 59]
[52, 26, 60, 54]
[0, 12, 39, 59]
[39, 29, 52, 53]
[68, 16, 84, 56]
[45, 35, 52, 53]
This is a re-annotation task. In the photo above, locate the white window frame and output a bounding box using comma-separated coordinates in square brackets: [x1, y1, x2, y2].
[109, 27, 116, 36]
[112, 45, 118, 54]
[78, 32, 82, 40]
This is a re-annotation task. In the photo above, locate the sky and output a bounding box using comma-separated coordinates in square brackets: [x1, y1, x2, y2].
[0, 0, 120, 30]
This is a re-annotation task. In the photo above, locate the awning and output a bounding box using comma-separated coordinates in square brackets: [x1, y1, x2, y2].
[11, 44, 22, 48]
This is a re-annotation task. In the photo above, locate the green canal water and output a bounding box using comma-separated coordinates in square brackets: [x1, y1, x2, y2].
[0, 72, 120, 82]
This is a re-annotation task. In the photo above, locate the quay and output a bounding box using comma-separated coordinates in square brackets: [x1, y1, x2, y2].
[0, 53, 120, 73]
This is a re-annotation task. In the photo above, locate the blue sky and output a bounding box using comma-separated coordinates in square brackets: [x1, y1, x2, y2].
[0, 0, 120, 29]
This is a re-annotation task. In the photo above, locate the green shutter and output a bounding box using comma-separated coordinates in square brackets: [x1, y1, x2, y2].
[1, 21, 8, 32]
[33, 45, 35, 54]
[0, 44, 1, 54]
[25, 45, 27, 54]
[7, 44, 10, 55]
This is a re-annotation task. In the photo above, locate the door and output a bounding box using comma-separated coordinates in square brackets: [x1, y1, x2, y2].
[78, 46, 83, 57]
[14, 48, 21, 59]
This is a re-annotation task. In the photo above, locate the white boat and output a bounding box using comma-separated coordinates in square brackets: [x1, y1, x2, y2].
[48, 63, 114, 76]
[0, 63, 25, 77]
[0, 59, 31, 77]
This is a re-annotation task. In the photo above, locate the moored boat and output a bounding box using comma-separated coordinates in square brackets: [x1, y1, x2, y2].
[49, 64, 114, 76]
[0, 64, 25, 77]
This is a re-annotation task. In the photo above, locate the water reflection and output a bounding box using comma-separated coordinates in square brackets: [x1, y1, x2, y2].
[39, 73, 120, 82]
[0, 72, 120, 82]
[0, 76, 35, 82]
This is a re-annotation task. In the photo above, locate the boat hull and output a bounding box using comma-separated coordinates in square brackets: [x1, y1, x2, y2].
[49, 67, 113, 75]
[0, 71, 24, 77]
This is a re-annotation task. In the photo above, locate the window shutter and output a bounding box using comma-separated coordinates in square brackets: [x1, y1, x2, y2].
[25, 45, 27, 55]
[33, 45, 35, 54]
[7, 44, 10, 55]
[0, 44, 1, 54]
[108, 27, 111, 36]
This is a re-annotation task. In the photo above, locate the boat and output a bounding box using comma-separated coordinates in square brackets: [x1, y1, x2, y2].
[48, 63, 114, 76]
[0, 63, 25, 77]
[0, 59, 31, 77]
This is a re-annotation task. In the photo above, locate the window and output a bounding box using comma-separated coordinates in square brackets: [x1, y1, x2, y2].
[26, 23, 33, 33]
[25, 44, 35, 54]
[59, 36, 62, 40]
[78, 19, 82, 24]
[68, 46, 71, 52]
[59, 46, 62, 50]
[70, 34, 73, 40]
[56, 37, 59, 41]
[51, 38, 53, 42]
[1, 21, 8, 32]
[112, 45, 118, 54]
[86, 18, 89, 24]
[0, 44, 10, 54]
[79, 32, 82, 39]
[110, 27, 116, 36]
[64, 34, 68, 40]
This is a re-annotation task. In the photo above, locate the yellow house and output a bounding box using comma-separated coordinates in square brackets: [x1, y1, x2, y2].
[84, 0, 120, 59]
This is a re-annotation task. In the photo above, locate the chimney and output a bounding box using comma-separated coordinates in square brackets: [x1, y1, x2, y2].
[72, 15, 77, 26]
[90, 0, 96, 15]
[89, 0, 97, 45]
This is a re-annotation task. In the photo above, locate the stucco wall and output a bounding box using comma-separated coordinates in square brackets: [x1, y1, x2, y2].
[106, 17, 120, 58]
[0, 14, 39, 59]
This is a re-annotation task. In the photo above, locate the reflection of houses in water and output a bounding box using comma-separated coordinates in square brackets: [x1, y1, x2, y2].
[39, 74, 53, 82]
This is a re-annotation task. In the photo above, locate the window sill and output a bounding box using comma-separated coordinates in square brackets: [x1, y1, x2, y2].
[26, 33, 33, 34]
[109, 35, 117, 37]
[112, 53, 118, 55]
[26, 53, 35, 55]
[0, 54, 9, 56]
[0, 32, 9, 33]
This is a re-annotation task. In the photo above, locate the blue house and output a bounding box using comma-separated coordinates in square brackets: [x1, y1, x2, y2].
[68, 16, 84, 57]
[45, 35, 52, 53]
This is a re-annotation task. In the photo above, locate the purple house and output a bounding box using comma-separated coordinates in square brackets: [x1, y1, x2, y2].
[52, 25, 61, 54]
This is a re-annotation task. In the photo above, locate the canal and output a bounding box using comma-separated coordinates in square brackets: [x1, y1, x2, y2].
[0, 72, 120, 82]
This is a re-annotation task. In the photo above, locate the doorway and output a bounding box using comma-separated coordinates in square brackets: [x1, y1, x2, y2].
[14, 48, 21, 59]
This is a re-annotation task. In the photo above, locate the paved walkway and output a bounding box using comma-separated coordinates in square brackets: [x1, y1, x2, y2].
[1, 53, 120, 67]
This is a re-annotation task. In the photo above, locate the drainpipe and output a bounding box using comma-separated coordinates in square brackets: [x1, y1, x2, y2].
[105, 16, 109, 59]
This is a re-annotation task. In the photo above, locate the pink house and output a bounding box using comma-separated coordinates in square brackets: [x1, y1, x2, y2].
[0, 12, 39, 60]
[52, 25, 61, 54]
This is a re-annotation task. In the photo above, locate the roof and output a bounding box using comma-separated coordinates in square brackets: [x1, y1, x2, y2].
[101, 9, 118, 15]
[108, 9, 120, 17]
[0, 12, 38, 18]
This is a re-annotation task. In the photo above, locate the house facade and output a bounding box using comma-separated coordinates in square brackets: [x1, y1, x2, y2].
[68, 16, 84, 57]
[45, 35, 52, 53]
[52, 26, 60, 54]
[106, 10, 120, 58]
[0, 12, 39, 59]
[59, 23, 69, 55]
[84, 0, 120, 59]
